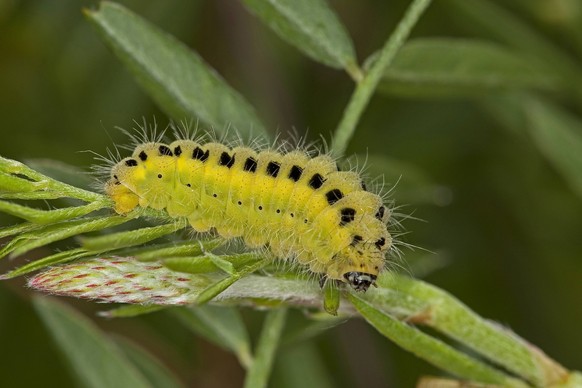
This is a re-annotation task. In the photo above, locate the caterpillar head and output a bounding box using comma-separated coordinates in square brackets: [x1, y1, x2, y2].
[341, 201, 391, 292]
[326, 215, 391, 292]
[341, 237, 387, 292]
[343, 271, 377, 292]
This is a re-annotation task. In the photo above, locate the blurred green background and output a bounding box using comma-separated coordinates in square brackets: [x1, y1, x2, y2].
[0, 1, 580, 387]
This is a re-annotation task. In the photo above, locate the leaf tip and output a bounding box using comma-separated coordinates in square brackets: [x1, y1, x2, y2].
[81, 5, 98, 20]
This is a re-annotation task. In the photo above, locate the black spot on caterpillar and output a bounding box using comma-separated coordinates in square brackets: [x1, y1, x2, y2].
[105, 138, 393, 291]
[266, 161, 281, 178]
[340, 208, 356, 226]
[243, 157, 258, 172]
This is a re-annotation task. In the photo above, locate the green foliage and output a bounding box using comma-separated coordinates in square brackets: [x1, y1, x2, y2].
[379, 38, 561, 97]
[1, 0, 582, 387]
[85, 2, 267, 139]
[33, 297, 154, 388]
[241, 0, 359, 78]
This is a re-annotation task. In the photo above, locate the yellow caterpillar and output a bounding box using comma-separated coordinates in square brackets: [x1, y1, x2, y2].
[105, 137, 392, 291]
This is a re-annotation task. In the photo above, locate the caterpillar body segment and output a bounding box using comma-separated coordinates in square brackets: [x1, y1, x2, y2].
[106, 139, 392, 291]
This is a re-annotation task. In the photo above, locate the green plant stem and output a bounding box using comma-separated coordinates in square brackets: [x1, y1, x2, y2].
[243, 308, 287, 388]
[331, 0, 432, 155]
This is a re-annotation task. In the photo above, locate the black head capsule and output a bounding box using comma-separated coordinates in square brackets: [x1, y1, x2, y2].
[343, 272, 377, 292]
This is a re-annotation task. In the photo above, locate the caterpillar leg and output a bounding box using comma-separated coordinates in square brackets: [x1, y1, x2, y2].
[321, 276, 341, 316]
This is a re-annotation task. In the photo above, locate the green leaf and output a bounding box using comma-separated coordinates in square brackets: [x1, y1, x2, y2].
[162, 255, 220, 274]
[163, 252, 262, 274]
[374, 274, 550, 385]
[33, 297, 152, 388]
[273, 342, 335, 388]
[25, 159, 95, 191]
[85, 2, 267, 139]
[242, 0, 359, 77]
[445, 0, 581, 84]
[0, 222, 41, 239]
[0, 171, 45, 193]
[100, 305, 166, 318]
[379, 38, 561, 97]
[126, 239, 224, 262]
[0, 200, 108, 224]
[115, 337, 185, 388]
[1, 215, 130, 259]
[525, 97, 582, 199]
[281, 314, 346, 346]
[1, 248, 90, 279]
[80, 222, 185, 251]
[0, 156, 105, 203]
[173, 305, 253, 368]
[348, 293, 525, 386]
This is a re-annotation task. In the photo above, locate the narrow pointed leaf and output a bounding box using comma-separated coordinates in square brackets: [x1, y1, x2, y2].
[115, 337, 185, 388]
[0, 200, 107, 224]
[5, 215, 130, 258]
[33, 297, 151, 388]
[525, 97, 582, 200]
[2, 248, 90, 279]
[349, 293, 526, 386]
[242, 0, 358, 75]
[100, 305, 166, 318]
[173, 306, 253, 368]
[445, 0, 581, 83]
[379, 39, 561, 97]
[163, 252, 261, 274]
[85, 2, 267, 139]
[274, 342, 335, 388]
[0, 222, 41, 239]
[26, 159, 95, 191]
[80, 222, 185, 251]
[130, 239, 224, 261]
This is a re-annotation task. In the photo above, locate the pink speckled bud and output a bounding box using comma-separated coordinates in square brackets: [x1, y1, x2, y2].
[28, 257, 213, 305]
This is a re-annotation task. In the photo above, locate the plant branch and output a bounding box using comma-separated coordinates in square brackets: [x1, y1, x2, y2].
[243, 308, 287, 388]
[331, 0, 433, 155]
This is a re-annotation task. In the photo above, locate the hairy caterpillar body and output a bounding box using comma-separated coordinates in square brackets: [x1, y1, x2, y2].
[105, 138, 392, 291]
